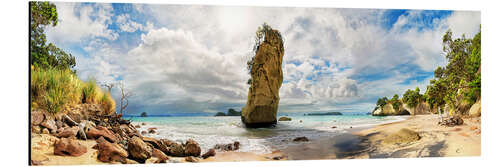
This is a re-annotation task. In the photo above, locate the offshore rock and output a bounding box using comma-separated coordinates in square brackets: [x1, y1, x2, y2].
[242, 26, 284, 128]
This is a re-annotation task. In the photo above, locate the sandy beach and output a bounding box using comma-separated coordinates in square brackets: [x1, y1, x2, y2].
[30, 114, 481, 165]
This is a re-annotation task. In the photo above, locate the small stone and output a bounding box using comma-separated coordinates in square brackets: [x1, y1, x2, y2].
[201, 149, 216, 159]
[293, 136, 309, 142]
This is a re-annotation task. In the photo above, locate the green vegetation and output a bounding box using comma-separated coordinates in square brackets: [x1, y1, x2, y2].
[30, 2, 116, 115]
[30, 1, 75, 71]
[402, 87, 423, 108]
[375, 29, 481, 116]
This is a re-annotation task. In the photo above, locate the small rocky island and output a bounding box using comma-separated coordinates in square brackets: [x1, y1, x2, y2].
[241, 24, 285, 128]
[214, 108, 241, 116]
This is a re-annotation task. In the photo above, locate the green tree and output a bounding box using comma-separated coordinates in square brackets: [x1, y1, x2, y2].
[30, 1, 75, 70]
[402, 87, 422, 108]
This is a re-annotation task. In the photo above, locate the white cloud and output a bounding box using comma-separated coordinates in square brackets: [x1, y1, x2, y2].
[46, 2, 118, 44]
[60, 4, 480, 113]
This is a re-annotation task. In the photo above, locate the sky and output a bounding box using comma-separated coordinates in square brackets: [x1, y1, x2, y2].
[44, 2, 481, 115]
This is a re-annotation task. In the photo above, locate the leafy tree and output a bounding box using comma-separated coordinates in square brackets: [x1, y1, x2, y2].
[376, 97, 388, 107]
[402, 87, 422, 108]
[30, 2, 75, 70]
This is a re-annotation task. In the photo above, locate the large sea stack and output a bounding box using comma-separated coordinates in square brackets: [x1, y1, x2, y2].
[241, 24, 284, 128]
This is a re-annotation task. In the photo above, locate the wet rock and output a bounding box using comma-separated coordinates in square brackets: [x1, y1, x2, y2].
[86, 126, 118, 143]
[214, 141, 240, 151]
[54, 138, 87, 156]
[293, 136, 309, 142]
[40, 119, 57, 131]
[148, 127, 157, 134]
[57, 126, 79, 138]
[31, 111, 45, 126]
[95, 137, 129, 163]
[201, 149, 216, 159]
[168, 142, 185, 157]
[141, 131, 147, 135]
[142, 122, 146, 126]
[135, 125, 141, 128]
[128, 136, 153, 161]
[278, 117, 292, 121]
[185, 156, 199, 162]
[184, 139, 201, 157]
[331, 126, 337, 129]
[241, 25, 285, 128]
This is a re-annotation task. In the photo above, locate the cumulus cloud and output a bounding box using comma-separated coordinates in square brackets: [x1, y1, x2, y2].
[46, 2, 118, 44]
[47, 3, 481, 114]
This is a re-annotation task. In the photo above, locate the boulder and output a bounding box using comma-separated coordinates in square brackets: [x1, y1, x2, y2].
[128, 136, 153, 161]
[66, 112, 82, 123]
[152, 148, 169, 162]
[42, 128, 50, 134]
[86, 126, 118, 143]
[293, 136, 309, 142]
[201, 149, 216, 159]
[469, 100, 481, 117]
[54, 138, 87, 157]
[95, 137, 129, 163]
[168, 142, 185, 157]
[278, 117, 292, 121]
[32, 125, 41, 134]
[241, 26, 285, 128]
[382, 128, 420, 145]
[31, 111, 45, 126]
[184, 139, 201, 157]
[40, 119, 57, 131]
[62, 114, 78, 126]
[57, 126, 79, 138]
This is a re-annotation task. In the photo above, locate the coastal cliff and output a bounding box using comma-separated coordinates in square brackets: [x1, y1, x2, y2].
[241, 24, 285, 128]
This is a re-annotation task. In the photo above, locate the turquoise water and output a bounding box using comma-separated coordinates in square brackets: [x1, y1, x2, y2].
[126, 115, 408, 153]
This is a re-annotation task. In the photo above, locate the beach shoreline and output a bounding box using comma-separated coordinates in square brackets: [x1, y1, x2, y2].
[31, 114, 480, 165]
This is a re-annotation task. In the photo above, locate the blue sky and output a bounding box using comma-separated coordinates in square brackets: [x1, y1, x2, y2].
[45, 2, 481, 115]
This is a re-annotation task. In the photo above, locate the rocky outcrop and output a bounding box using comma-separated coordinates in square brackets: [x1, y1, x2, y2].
[56, 126, 79, 138]
[402, 102, 431, 115]
[278, 117, 292, 121]
[293, 136, 309, 142]
[31, 110, 45, 126]
[469, 100, 481, 117]
[241, 26, 285, 128]
[54, 138, 87, 156]
[372, 103, 410, 116]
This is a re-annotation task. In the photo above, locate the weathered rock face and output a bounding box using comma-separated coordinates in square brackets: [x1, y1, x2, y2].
[241, 27, 284, 128]
[372, 103, 410, 116]
[402, 102, 431, 115]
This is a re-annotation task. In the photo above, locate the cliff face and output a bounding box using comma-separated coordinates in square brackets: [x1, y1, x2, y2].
[372, 103, 410, 116]
[241, 28, 284, 128]
[402, 102, 431, 115]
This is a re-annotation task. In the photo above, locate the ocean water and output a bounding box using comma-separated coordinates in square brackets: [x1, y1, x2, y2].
[126, 114, 408, 154]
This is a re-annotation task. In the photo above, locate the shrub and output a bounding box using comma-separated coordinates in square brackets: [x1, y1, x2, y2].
[31, 68, 81, 113]
[100, 92, 116, 115]
[81, 79, 98, 104]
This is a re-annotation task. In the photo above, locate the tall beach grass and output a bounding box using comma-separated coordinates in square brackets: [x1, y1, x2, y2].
[31, 67, 116, 114]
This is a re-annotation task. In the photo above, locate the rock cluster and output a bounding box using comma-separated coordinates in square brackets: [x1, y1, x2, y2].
[213, 141, 240, 151]
[30, 104, 224, 165]
[439, 116, 464, 127]
[241, 26, 285, 128]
